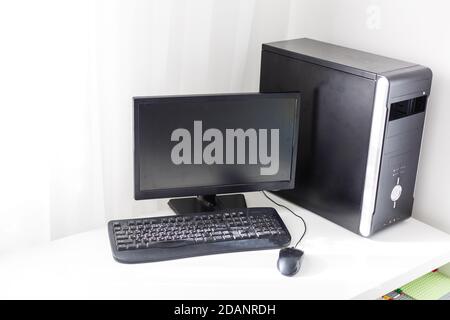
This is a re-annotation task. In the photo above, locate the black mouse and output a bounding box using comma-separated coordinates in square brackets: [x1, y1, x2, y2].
[277, 247, 304, 276]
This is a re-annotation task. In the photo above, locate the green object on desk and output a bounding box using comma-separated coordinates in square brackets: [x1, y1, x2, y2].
[400, 271, 450, 300]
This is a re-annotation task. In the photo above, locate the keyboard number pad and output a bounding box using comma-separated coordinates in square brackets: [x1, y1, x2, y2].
[249, 214, 286, 238]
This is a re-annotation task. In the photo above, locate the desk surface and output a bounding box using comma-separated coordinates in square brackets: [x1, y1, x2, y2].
[1, 192, 449, 300]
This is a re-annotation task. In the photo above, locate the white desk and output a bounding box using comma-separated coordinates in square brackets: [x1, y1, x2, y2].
[1, 192, 449, 300]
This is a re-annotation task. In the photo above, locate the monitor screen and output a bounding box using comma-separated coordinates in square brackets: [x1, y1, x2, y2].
[134, 93, 300, 200]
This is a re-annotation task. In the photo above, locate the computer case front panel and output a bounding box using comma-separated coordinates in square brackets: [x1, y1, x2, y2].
[260, 38, 432, 236]
[369, 68, 432, 235]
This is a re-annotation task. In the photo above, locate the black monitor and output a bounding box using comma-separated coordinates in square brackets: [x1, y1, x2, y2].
[134, 93, 300, 214]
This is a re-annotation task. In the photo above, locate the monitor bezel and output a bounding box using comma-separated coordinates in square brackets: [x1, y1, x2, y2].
[133, 92, 301, 200]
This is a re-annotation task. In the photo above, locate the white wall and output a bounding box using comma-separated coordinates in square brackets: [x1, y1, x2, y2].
[288, 0, 450, 234]
[1, 1, 448, 253]
[0, 0, 295, 251]
[0, 1, 96, 247]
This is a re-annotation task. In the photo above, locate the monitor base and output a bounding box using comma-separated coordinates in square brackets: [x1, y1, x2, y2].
[168, 194, 247, 215]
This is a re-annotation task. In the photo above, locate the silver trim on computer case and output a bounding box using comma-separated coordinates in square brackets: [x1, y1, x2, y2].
[359, 77, 389, 237]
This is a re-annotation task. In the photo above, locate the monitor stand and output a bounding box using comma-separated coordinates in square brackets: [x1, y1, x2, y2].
[168, 194, 247, 215]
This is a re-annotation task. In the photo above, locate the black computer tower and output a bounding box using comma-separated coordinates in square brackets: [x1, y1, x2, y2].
[260, 38, 432, 236]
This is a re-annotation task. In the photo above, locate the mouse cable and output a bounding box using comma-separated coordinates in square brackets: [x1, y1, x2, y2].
[262, 191, 307, 249]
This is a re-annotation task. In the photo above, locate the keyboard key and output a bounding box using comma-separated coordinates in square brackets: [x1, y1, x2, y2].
[117, 239, 133, 245]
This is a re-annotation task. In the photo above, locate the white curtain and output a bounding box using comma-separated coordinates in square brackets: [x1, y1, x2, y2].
[0, 0, 293, 252]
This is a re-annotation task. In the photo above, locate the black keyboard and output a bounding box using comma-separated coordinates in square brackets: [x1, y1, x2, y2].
[108, 207, 291, 263]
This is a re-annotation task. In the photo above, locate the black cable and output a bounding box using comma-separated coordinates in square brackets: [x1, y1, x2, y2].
[262, 191, 307, 248]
